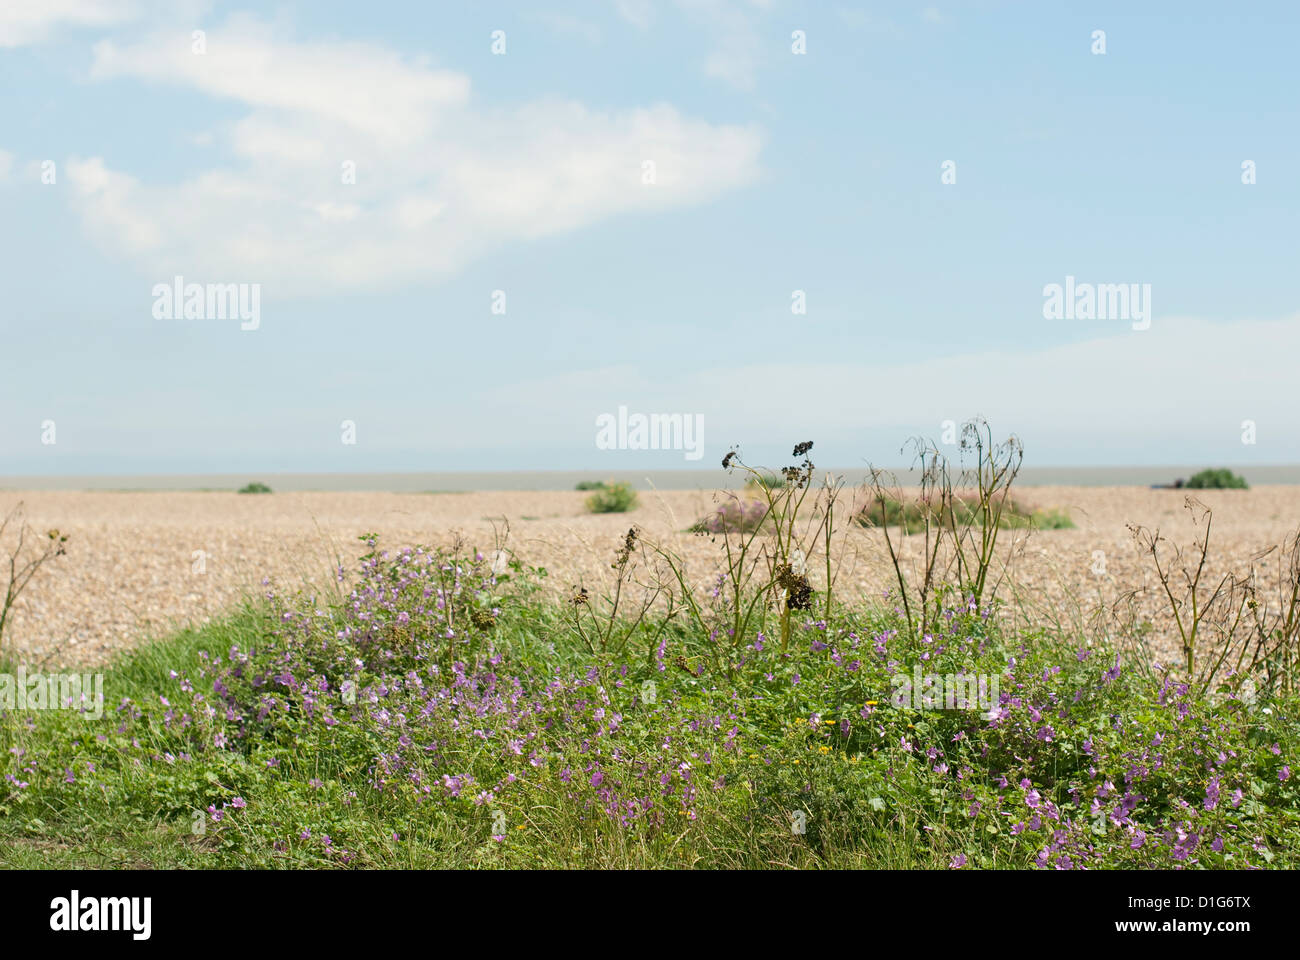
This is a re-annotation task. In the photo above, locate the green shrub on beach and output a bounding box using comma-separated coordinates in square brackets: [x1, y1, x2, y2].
[237, 482, 272, 494]
[1186, 468, 1249, 490]
[574, 481, 606, 491]
[1029, 507, 1075, 530]
[858, 495, 1073, 533]
[688, 499, 769, 534]
[585, 481, 637, 513]
[744, 472, 786, 492]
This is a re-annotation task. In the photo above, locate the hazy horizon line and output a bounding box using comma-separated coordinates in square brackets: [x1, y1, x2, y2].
[4, 464, 1299, 493]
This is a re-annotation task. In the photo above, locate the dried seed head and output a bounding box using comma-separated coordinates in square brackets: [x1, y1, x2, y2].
[775, 563, 813, 611]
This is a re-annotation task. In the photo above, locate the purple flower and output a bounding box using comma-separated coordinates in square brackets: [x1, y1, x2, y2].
[1103, 656, 1121, 683]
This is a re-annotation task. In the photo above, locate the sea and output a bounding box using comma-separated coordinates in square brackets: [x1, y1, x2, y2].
[3, 466, 1299, 492]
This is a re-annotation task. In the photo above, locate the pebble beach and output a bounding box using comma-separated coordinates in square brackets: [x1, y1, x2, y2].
[2, 485, 1298, 669]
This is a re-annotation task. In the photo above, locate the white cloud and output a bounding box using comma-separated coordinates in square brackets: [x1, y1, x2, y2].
[91, 16, 470, 146]
[613, 0, 655, 29]
[612, 0, 777, 90]
[674, 0, 774, 91]
[614, 0, 655, 30]
[0, 0, 139, 48]
[702, 32, 761, 90]
[68, 18, 764, 295]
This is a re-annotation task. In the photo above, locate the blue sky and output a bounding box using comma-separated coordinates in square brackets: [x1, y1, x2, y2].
[2, 0, 1298, 475]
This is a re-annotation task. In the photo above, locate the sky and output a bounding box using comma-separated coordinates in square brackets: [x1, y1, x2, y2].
[1, 0, 1298, 475]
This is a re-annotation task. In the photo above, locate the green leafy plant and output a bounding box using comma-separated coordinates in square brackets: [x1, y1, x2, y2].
[1186, 468, 1249, 490]
[585, 482, 638, 513]
[237, 482, 273, 494]
[574, 480, 606, 491]
[859, 495, 1072, 533]
[1029, 507, 1075, 530]
[745, 472, 786, 492]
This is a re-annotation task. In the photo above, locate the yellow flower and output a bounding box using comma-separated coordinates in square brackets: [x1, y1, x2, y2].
[515, 824, 526, 830]
[865, 700, 878, 706]
[818, 746, 830, 755]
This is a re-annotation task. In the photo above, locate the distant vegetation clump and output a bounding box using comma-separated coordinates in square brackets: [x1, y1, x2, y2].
[858, 495, 1074, 533]
[744, 472, 786, 492]
[1186, 468, 1249, 490]
[237, 482, 273, 494]
[585, 481, 637, 513]
[574, 481, 606, 491]
[689, 499, 769, 534]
